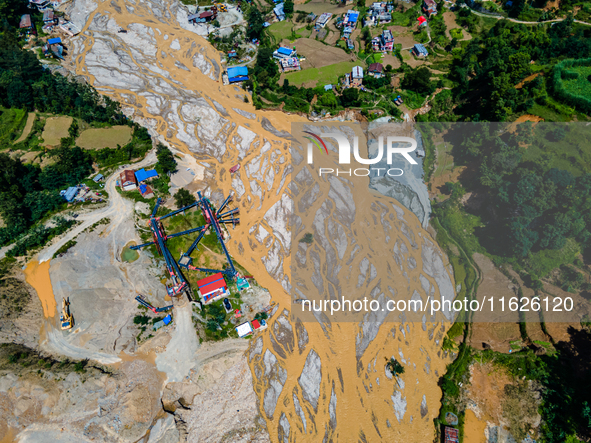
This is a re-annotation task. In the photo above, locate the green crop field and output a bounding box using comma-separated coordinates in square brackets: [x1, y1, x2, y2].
[42, 116, 73, 146]
[283, 61, 359, 87]
[561, 65, 591, 97]
[76, 126, 133, 149]
[268, 21, 294, 43]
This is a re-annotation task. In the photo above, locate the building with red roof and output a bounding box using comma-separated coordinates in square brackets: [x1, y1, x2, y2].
[196, 272, 228, 303]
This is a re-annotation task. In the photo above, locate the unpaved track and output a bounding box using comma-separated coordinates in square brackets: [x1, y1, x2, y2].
[37, 151, 157, 263]
[155, 303, 200, 382]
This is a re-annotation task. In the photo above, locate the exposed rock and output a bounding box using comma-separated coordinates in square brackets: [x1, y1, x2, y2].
[298, 349, 322, 412]
[278, 413, 290, 443]
[420, 395, 428, 418]
[292, 390, 307, 433]
[262, 350, 287, 419]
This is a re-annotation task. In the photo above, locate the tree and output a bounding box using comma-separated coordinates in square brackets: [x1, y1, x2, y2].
[340, 88, 359, 107]
[174, 188, 196, 208]
[401, 67, 433, 95]
[284, 0, 294, 14]
[319, 91, 338, 108]
[156, 143, 177, 174]
[246, 6, 264, 40]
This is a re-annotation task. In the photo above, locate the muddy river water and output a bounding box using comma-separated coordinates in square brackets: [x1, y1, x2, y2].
[18, 0, 458, 440]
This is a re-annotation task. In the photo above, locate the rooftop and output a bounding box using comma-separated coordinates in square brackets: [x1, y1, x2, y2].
[135, 168, 158, 182]
[369, 63, 383, 73]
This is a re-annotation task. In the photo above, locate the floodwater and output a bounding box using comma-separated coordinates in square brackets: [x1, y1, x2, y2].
[65, 0, 455, 439]
[121, 241, 140, 262]
[24, 260, 56, 318]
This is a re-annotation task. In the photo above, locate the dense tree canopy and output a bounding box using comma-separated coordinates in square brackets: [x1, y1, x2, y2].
[451, 19, 591, 121]
[156, 144, 177, 174]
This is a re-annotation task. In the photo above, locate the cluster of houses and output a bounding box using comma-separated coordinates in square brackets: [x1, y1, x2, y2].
[193, 271, 265, 338]
[423, 0, 438, 17]
[363, 2, 394, 27]
[25, 0, 80, 36]
[273, 46, 301, 72]
[42, 37, 65, 59]
[119, 168, 158, 198]
[60, 181, 104, 204]
[336, 10, 359, 39]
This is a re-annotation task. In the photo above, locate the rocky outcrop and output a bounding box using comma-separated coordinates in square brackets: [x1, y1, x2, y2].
[298, 349, 322, 412]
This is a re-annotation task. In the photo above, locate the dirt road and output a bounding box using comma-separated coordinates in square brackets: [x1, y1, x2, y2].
[37, 151, 157, 263]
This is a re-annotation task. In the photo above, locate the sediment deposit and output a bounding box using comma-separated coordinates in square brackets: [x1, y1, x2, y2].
[2, 0, 458, 440]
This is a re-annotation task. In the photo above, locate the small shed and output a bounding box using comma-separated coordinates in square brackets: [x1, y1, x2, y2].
[412, 43, 428, 57]
[47, 37, 62, 45]
[237, 276, 250, 290]
[139, 184, 154, 199]
[236, 321, 253, 338]
[93, 173, 104, 183]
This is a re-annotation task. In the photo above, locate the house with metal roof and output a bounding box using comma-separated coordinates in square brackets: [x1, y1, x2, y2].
[274, 3, 285, 21]
[62, 186, 78, 202]
[412, 43, 428, 57]
[139, 184, 154, 199]
[227, 66, 249, 83]
[280, 57, 300, 72]
[43, 10, 56, 25]
[135, 168, 158, 183]
[120, 170, 137, 191]
[19, 15, 32, 30]
[380, 29, 394, 51]
[196, 272, 228, 304]
[273, 46, 296, 59]
[93, 173, 104, 183]
[315, 12, 332, 29]
[368, 63, 384, 77]
[343, 10, 359, 26]
[236, 321, 253, 337]
[47, 37, 62, 45]
[351, 66, 364, 86]
[423, 0, 437, 17]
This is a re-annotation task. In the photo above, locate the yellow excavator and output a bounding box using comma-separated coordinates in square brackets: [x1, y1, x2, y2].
[216, 3, 227, 12]
[60, 297, 74, 330]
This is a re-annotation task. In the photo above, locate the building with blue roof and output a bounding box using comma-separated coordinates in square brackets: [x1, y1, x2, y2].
[135, 168, 159, 183]
[274, 2, 285, 21]
[324, 84, 333, 91]
[227, 66, 249, 83]
[273, 46, 296, 59]
[412, 43, 428, 57]
[93, 173, 104, 183]
[47, 37, 62, 45]
[63, 186, 78, 202]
